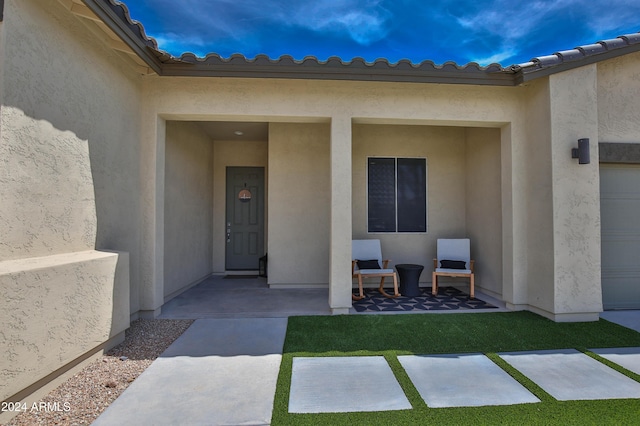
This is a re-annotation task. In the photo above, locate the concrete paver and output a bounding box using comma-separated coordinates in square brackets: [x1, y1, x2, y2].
[499, 349, 640, 401]
[398, 353, 540, 408]
[591, 347, 640, 376]
[289, 356, 411, 413]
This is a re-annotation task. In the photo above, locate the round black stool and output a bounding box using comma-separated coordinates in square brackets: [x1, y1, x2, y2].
[395, 264, 424, 297]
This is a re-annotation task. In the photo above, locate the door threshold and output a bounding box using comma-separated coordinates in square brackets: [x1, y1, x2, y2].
[225, 271, 259, 276]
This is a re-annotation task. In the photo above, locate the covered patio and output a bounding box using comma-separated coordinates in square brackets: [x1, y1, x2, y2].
[158, 275, 507, 319]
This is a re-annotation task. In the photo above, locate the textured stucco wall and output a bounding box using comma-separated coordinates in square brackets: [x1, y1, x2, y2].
[268, 123, 330, 285]
[352, 124, 467, 278]
[350, 124, 502, 292]
[0, 251, 129, 401]
[0, 0, 139, 401]
[549, 65, 601, 319]
[212, 139, 268, 273]
[597, 52, 640, 142]
[465, 127, 502, 296]
[164, 122, 214, 298]
[1, 0, 142, 308]
[522, 78, 556, 313]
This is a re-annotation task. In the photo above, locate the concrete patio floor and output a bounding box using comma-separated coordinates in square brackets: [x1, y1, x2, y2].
[158, 274, 508, 319]
[159, 275, 332, 319]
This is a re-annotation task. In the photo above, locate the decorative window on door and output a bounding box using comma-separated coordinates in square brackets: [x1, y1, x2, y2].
[367, 157, 427, 233]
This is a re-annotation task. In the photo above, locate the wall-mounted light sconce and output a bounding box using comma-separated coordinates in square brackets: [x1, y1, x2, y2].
[571, 138, 590, 164]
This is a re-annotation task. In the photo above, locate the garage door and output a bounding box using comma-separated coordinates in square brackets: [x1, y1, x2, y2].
[600, 164, 640, 309]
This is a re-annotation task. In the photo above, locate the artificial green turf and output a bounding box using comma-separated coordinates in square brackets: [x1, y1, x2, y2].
[271, 311, 640, 425]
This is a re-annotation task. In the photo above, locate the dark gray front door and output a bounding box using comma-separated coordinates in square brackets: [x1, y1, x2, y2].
[225, 167, 265, 270]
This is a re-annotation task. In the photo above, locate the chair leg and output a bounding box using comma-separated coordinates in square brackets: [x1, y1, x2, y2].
[470, 273, 475, 299]
[378, 276, 400, 298]
[432, 272, 438, 296]
[352, 274, 365, 301]
[392, 273, 400, 297]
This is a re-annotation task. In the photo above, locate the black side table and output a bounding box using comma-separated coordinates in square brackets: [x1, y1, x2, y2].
[395, 264, 424, 297]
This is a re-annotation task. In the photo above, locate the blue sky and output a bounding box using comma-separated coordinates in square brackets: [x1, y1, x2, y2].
[122, 0, 640, 66]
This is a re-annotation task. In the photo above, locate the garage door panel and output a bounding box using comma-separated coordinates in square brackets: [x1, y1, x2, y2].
[602, 277, 640, 310]
[601, 238, 640, 268]
[601, 164, 640, 310]
[601, 199, 640, 231]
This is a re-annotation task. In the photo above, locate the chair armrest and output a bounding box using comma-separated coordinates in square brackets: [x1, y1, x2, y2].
[382, 259, 391, 268]
[352, 260, 357, 275]
[470, 259, 475, 272]
[433, 258, 437, 269]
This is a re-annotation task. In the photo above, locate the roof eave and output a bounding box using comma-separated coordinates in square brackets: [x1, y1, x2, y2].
[82, 0, 163, 75]
[159, 63, 516, 86]
[516, 42, 640, 83]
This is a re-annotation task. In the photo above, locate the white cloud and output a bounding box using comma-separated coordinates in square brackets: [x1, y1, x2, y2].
[453, 0, 640, 64]
[141, 0, 393, 53]
[286, 0, 393, 45]
[470, 48, 518, 65]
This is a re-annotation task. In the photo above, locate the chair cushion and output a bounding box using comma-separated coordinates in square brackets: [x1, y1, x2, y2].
[440, 259, 466, 269]
[358, 268, 395, 275]
[436, 268, 472, 274]
[356, 259, 381, 269]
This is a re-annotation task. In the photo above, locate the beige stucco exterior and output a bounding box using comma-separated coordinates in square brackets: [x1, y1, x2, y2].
[597, 52, 640, 142]
[0, 0, 137, 406]
[2, 0, 640, 409]
[164, 121, 214, 298]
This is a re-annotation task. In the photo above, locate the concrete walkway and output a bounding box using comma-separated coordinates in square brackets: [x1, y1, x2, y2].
[93, 318, 287, 426]
[93, 277, 640, 424]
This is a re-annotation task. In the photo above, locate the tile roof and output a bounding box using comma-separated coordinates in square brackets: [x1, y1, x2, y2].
[86, 0, 640, 85]
[511, 33, 640, 83]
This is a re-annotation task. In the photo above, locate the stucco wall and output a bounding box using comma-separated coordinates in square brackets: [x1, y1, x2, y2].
[522, 78, 555, 312]
[0, 0, 140, 401]
[465, 127, 502, 296]
[268, 123, 330, 285]
[0, 0, 142, 311]
[0, 251, 129, 402]
[352, 124, 467, 278]
[350, 124, 502, 292]
[597, 52, 640, 142]
[164, 122, 214, 298]
[549, 65, 601, 319]
[212, 139, 269, 273]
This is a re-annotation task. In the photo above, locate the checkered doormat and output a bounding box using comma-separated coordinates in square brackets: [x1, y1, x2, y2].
[352, 286, 497, 312]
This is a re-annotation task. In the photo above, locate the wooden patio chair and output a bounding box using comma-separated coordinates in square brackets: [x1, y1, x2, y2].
[432, 238, 475, 298]
[352, 239, 400, 301]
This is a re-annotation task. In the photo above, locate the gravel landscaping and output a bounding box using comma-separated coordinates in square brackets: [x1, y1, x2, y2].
[5, 319, 193, 426]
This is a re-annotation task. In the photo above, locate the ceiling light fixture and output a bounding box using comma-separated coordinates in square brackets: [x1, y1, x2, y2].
[234, 130, 244, 136]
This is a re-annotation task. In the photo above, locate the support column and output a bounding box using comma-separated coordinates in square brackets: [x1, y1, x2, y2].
[548, 64, 601, 321]
[502, 120, 530, 310]
[329, 116, 353, 314]
[139, 113, 166, 318]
